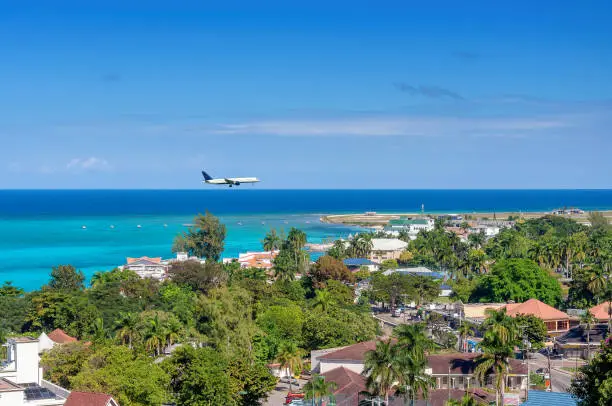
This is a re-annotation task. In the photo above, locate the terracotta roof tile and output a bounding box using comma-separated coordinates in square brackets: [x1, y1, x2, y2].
[321, 367, 366, 406]
[590, 302, 612, 322]
[64, 391, 116, 406]
[47, 328, 78, 344]
[318, 341, 377, 362]
[504, 299, 569, 321]
[127, 256, 161, 264]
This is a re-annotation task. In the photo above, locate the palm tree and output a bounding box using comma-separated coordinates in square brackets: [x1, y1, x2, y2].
[312, 289, 334, 312]
[115, 312, 139, 348]
[395, 350, 435, 406]
[145, 314, 166, 356]
[262, 228, 282, 252]
[588, 271, 612, 333]
[475, 310, 518, 406]
[304, 374, 337, 406]
[580, 310, 596, 360]
[91, 317, 108, 343]
[457, 323, 474, 353]
[446, 393, 480, 406]
[164, 317, 183, 352]
[275, 343, 304, 394]
[328, 239, 347, 260]
[393, 323, 434, 353]
[363, 340, 402, 404]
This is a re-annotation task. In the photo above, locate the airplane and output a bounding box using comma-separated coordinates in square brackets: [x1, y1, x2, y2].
[201, 170, 260, 187]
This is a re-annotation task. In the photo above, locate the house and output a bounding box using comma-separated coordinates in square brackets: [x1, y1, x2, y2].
[321, 366, 366, 406]
[314, 341, 527, 405]
[236, 251, 278, 269]
[382, 266, 445, 279]
[0, 337, 68, 405]
[38, 329, 78, 352]
[64, 391, 119, 406]
[454, 303, 506, 323]
[385, 218, 434, 239]
[123, 257, 168, 280]
[343, 258, 379, 273]
[589, 302, 612, 323]
[369, 239, 409, 262]
[439, 284, 452, 297]
[554, 324, 609, 359]
[504, 299, 570, 335]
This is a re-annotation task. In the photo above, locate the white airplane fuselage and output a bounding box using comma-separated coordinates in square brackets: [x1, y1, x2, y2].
[204, 177, 260, 185]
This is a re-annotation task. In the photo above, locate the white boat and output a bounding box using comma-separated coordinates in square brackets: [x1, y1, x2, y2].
[237, 222, 243, 226]
[81, 225, 87, 229]
[110, 225, 115, 229]
[137, 225, 142, 228]
[163, 224, 168, 227]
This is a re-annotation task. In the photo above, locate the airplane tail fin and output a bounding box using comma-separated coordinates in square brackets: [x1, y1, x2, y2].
[201, 171, 213, 181]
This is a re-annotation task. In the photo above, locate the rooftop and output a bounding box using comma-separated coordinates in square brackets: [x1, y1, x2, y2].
[126, 256, 162, 265]
[371, 238, 408, 252]
[321, 366, 366, 406]
[555, 324, 609, 345]
[520, 390, 576, 406]
[504, 299, 569, 321]
[0, 378, 22, 393]
[9, 336, 38, 343]
[590, 302, 612, 321]
[318, 340, 377, 362]
[389, 219, 429, 226]
[343, 258, 377, 266]
[65, 391, 117, 406]
[47, 328, 78, 344]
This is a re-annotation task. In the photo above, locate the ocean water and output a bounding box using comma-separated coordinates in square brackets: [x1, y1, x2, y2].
[1, 189, 611, 291]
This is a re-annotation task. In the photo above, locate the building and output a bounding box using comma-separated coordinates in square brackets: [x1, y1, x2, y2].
[385, 218, 434, 239]
[554, 324, 609, 359]
[504, 299, 570, 335]
[520, 390, 577, 406]
[64, 391, 119, 406]
[343, 258, 379, 273]
[314, 341, 527, 405]
[589, 302, 612, 323]
[439, 284, 452, 297]
[369, 238, 409, 262]
[382, 266, 446, 279]
[236, 251, 278, 269]
[320, 366, 365, 406]
[0, 336, 118, 406]
[453, 303, 506, 323]
[38, 329, 78, 352]
[123, 257, 168, 280]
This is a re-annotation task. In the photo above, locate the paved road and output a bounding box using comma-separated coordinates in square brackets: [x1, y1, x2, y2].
[529, 353, 583, 393]
[264, 378, 309, 406]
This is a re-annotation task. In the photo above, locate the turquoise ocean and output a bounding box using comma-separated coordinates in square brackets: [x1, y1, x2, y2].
[1, 189, 611, 291]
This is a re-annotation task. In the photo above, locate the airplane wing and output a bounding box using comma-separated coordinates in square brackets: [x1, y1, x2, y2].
[224, 178, 236, 184]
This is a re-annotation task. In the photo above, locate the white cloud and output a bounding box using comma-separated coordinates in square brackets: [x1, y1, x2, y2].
[66, 157, 111, 171]
[210, 115, 571, 137]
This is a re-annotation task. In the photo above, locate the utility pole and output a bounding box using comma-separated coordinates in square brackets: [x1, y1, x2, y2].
[547, 347, 553, 392]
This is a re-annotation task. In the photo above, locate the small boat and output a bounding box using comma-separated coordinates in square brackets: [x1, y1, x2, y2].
[81, 225, 87, 229]
[136, 225, 142, 228]
[237, 222, 243, 226]
[261, 221, 265, 225]
[305, 220, 310, 224]
[110, 225, 115, 229]
[163, 224, 168, 227]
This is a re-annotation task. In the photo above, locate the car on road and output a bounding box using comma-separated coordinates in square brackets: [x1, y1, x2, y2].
[280, 377, 300, 386]
[535, 367, 549, 375]
[392, 308, 402, 317]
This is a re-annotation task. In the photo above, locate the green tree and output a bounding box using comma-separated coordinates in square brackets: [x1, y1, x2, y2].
[580, 310, 597, 360]
[40, 342, 92, 389]
[256, 303, 303, 344]
[588, 211, 611, 232]
[262, 228, 283, 251]
[181, 211, 227, 261]
[363, 340, 401, 404]
[171, 234, 190, 253]
[302, 307, 377, 350]
[309, 255, 355, 289]
[304, 374, 338, 406]
[115, 312, 140, 348]
[514, 314, 547, 351]
[475, 309, 519, 406]
[167, 261, 228, 293]
[0, 281, 24, 297]
[348, 234, 373, 258]
[275, 342, 304, 393]
[569, 337, 612, 406]
[47, 265, 85, 292]
[71, 345, 169, 406]
[312, 289, 336, 312]
[446, 393, 480, 406]
[328, 239, 347, 260]
[395, 350, 435, 406]
[393, 323, 434, 353]
[457, 323, 474, 352]
[471, 258, 563, 306]
[409, 275, 440, 306]
[380, 259, 399, 272]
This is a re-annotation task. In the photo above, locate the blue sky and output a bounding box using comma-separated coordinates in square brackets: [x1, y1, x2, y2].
[1, 1, 611, 189]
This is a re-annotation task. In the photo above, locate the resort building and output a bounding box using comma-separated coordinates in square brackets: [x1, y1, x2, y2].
[64, 392, 119, 406]
[384, 218, 434, 239]
[504, 299, 570, 335]
[369, 238, 409, 262]
[123, 257, 168, 280]
[236, 251, 278, 269]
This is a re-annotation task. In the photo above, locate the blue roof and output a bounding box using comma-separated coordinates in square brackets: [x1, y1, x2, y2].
[440, 284, 452, 290]
[521, 391, 576, 406]
[343, 258, 376, 266]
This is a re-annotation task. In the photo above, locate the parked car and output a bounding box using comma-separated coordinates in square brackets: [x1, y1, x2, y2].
[392, 308, 402, 317]
[281, 377, 300, 386]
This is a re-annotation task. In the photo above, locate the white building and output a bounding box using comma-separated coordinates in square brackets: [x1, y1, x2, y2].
[123, 257, 168, 280]
[369, 238, 409, 262]
[385, 218, 434, 239]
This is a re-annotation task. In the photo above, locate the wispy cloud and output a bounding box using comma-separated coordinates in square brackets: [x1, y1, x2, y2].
[212, 115, 570, 137]
[66, 157, 111, 171]
[393, 83, 464, 100]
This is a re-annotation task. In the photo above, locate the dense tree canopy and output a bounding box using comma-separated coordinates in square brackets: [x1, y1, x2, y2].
[309, 255, 355, 288]
[570, 338, 612, 406]
[470, 259, 563, 306]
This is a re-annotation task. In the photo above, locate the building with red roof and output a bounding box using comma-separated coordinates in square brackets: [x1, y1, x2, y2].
[64, 391, 119, 406]
[589, 301, 612, 323]
[504, 298, 570, 335]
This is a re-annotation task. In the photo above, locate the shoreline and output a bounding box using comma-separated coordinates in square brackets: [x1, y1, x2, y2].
[320, 210, 612, 226]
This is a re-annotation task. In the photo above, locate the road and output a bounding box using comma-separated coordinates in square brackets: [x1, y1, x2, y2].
[264, 377, 309, 406]
[529, 353, 583, 393]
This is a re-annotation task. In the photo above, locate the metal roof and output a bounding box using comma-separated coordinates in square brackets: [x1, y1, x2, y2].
[520, 390, 576, 406]
[343, 258, 377, 266]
